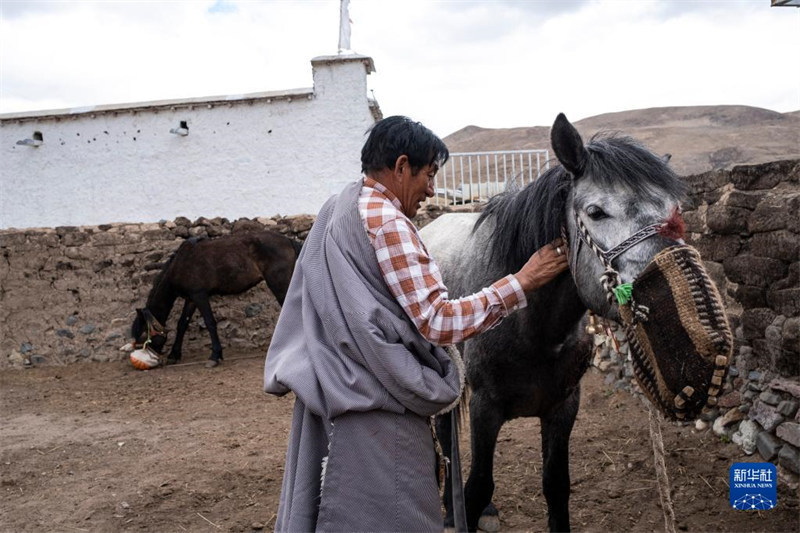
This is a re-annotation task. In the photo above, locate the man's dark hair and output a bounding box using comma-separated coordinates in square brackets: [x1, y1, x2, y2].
[361, 116, 449, 175]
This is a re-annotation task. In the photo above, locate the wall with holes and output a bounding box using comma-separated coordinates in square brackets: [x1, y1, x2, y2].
[0, 55, 380, 230]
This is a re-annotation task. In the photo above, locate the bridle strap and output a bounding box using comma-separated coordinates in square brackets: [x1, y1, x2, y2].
[134, 310, 167, 350]
[572, 213, 663, 320]
[575, 216, 663, 268]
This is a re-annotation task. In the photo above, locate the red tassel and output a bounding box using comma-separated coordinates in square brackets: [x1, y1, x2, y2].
[659, 207, 686, 240]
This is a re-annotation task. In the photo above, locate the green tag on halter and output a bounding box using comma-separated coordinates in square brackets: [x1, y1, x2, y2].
[614, 283, 633, 305]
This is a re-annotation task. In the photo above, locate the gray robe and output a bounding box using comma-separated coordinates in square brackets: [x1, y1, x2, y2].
[264, 180, 462, 532]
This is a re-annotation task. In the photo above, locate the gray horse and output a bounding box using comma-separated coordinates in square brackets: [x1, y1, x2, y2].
[422, 113, 688, 532]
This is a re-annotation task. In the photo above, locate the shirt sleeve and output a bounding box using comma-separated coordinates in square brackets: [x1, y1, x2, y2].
[373, 217, 527, 346]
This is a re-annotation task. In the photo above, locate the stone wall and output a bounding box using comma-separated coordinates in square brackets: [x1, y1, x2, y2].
[0, 215, 314, 369]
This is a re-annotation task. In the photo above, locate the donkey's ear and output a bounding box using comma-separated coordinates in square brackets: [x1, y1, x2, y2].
[661, 153, 672, 164]
[550, 113, 588, 177]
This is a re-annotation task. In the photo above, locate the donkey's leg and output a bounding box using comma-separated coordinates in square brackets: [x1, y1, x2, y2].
[464, 389, 504, 532]
[194, 294, 223, 367]
[167, 299, 196, 364]
[540, 387, 580, 533]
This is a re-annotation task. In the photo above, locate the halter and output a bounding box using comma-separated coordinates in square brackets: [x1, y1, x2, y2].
[569, 212, 670, 323]
[135, 309, 167, 350]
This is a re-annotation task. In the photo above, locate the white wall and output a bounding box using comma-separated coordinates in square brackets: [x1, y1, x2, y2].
[0, 55, 380, 229]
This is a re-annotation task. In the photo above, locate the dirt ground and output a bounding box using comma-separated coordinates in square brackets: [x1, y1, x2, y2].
[2, 352, 798, 533]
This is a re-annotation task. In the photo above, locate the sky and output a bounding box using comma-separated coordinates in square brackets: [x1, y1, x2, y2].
[1, 0, 798, 138]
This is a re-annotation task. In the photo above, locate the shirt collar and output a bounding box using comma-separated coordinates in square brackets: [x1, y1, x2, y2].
[363, 177, 404, 213]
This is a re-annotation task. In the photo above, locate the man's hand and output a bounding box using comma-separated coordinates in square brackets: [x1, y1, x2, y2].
[514, 238, 569, 293]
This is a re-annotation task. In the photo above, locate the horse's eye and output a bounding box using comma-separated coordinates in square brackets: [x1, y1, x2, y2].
[586, 205, 608, 221]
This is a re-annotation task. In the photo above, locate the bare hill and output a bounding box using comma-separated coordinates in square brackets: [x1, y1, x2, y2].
[444, 105, 800, 176]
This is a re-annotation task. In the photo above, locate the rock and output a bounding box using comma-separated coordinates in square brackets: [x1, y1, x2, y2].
[731, 285, 766, 308]
[748, 370, 763, 382]
[750, 400, 785, 432]
[777, 401, 799, 419]
[232, 218, 264, 234]
[251, 522, 265, 531]
[695, 419, 709, 431]
[778, 444, 800, 475]
[769, 378, 800, 398]
[750, 230, 800, 263]
[759, 391, 783, 406]
[730, 161, 791, 191]
[289, 215, 314, 234]
[714, 409, 745, 436]
[783, 317, 799, 353]
[66, 315, 79, 326]
[79, 324, 96, 335]
[706, 205, 749, 234]
[718, 391, 741, 409]
[693, 234, 742, 262]
[8, 350, 28, 367]
[767, 288, 800, 319]
[726, 189, 765, 210]
[741, 308, 778, 340]
[733, 419, 759, 455]
[776, 422, 800, 448]
[749, 192, 794, 231]
[724, 256, 787, 288]
[56, 329, 74, 339]
[756, 431, 783, 462]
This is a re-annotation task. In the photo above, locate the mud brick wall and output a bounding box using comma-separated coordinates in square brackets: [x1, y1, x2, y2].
[683, 159, 799, 476]
[0, 215, 314, 368]
[682, 158, 799, 378]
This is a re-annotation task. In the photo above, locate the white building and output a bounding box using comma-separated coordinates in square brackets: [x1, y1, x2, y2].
[0, 54, 381, 229]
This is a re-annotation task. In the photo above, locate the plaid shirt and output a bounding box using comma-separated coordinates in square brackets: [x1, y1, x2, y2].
[358, 177, 526, 346]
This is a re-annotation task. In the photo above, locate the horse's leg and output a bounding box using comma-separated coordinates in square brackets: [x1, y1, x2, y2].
[434, 413, 455, 527]
[194, 294, 223, 367]
[167, 299, 196, 364]
[464, 389, 504, 532]
[541, 387, 580, 533]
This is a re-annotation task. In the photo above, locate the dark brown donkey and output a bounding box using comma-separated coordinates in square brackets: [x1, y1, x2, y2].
[130, 230, 303, 367]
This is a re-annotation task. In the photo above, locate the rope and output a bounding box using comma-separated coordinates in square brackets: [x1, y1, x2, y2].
[648, 403, 677, 533]
[574, 213, 675, 532]
[160, 353, 264, 368]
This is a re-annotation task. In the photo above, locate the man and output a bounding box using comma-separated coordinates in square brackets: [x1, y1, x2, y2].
[264, 116, 568, 532]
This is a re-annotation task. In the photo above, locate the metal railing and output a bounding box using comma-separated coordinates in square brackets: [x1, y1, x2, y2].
[431, 149, 550, 206]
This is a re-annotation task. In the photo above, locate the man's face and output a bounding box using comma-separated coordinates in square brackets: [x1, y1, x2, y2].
[396, 160, 437, 218]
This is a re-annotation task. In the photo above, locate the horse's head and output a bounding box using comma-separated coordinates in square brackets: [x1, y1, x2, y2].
[553, 113, 732, 420]
[552, 113, 688, 320]
[130, 308, 168, 354]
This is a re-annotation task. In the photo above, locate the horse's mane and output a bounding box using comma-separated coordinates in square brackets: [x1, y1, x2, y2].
[475, 133, 687, 273]
[145, 238, 200, 307]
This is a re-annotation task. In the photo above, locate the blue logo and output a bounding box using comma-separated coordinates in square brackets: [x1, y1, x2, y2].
[729, 463, 777, 510]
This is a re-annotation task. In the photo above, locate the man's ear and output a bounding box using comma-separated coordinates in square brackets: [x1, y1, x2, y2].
[394, 154, 410, 178]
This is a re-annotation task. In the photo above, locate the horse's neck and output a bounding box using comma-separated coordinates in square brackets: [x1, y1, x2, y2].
[146, 287, 177, 325]
[524, 274, 586, 342]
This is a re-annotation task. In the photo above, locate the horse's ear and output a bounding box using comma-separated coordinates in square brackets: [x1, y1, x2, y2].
[662, 153, 672, 164]
[550, 113, 588, 178]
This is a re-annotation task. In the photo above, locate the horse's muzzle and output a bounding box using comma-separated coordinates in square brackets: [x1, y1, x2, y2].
[619, 245, 732, 421]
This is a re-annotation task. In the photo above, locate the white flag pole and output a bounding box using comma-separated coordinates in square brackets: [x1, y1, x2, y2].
[338, 0, 352, 53]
